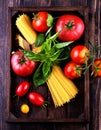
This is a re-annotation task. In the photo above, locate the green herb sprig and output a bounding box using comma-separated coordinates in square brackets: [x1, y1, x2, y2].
[22, 32, 73, 86]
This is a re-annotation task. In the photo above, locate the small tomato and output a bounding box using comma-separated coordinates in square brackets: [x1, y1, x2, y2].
[70, 45, 90, 65]
[28, 92, 45, 107]
[64, 61, 82, 79]
[20, 104, 30, 114]
[91, 59, 101, 77]
[32, 12, 53, 33]
[16, 81, 30, 96]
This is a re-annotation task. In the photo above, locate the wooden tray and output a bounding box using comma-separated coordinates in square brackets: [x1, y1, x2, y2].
[6, 6, 89, 123]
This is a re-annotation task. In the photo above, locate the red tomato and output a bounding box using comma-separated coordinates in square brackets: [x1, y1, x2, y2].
[16, 81, 30, 96]
[92, 59, 101, 77]
[64, 61, 82, 79]
[32, 12, 53, 33]
[70, 45, 90, 65]
[28, 92, 45, 107]
[55, 14, 85, 41]
[11, 50, 38, 77]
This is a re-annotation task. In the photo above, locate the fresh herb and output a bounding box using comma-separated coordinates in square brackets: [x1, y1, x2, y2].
[35, 33, 45, 47]
[47, 14, 54, 27]
[22, 32, 73, 87]
[33, 61, 52, 86]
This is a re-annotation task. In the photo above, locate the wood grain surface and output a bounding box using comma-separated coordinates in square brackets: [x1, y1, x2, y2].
[0, 0, 100, 130]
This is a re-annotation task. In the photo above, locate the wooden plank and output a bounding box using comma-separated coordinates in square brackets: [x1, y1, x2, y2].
[51, 0, 87, 6]
[100, 90, 101, 130]
[88, 0, 101, 130]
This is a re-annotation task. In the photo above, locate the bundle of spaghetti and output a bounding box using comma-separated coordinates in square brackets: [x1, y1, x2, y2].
[47, 65, 78, 107]
[15, 34, 30, 50]
[16, 14, 37, 45]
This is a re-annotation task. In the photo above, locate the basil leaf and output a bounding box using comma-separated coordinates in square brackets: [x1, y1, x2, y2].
[45, 25, 54, 37]
[47, 14, 54, 27]
[57, 47, 71, 61]
[35, 33, 45, 47]
[42, 60, 52, 78]
[55, 41, 73, 49]
[22, 50, 46, 61]
[33, 63, 45, 86]
[50, 50, 61, 61]
[33, 61, 52, 87]
[48, 31, 60, 41]
[41, 39, 52, 53]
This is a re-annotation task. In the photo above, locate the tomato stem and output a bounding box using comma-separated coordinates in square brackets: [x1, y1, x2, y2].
[76, 41, 101, 77]
[41, 101, 49, 109]
[65, 20, 75, 29]
[19, 55, 26, 64]
[12, 94, 17, 98]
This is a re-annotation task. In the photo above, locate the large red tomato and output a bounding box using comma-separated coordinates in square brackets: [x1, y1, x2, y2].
[64, 61, 82, 79]
[11, 50, 38, 77]
[70, 45, 90, 65]
[32, 11, 53, 33]
[91, 59, 101, 77]
[55, 14, 85, 41]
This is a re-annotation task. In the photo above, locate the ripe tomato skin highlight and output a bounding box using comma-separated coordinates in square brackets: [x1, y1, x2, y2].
[20, 104, 30, 114]
[16, 81, 30, 96]
[64, 61, 82, 79]
[92, 59, 101, 77]
[28, 92, 44, 106]
[11, 50, 38, 77]
[55, 14, 84, 42]
[32, 12, 49, 33]
[70, 45, 90, 65]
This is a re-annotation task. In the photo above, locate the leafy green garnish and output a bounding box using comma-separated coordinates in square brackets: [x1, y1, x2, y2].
[33, 61, 52, 86]
[47, 14, 54, 27]
[55, 41, 73, 49]
[22, 32, 74, 87]
[35, 33, 45, 47]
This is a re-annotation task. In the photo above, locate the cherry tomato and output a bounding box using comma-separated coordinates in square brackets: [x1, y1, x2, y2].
[20, 104, 30, 114]
[32, 12, 53, 33]
[64, 61, 82, 79]
[11, 50, 38, 77]
[28, 92, 45, 107]
[70, 45, 90, 65]
[16, 81, 30, 96]
[55, 14, 84, 41]
[91, 59, 101, 77]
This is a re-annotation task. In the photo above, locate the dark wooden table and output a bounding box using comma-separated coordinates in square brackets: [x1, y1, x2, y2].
[0, 0, 100, 130]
